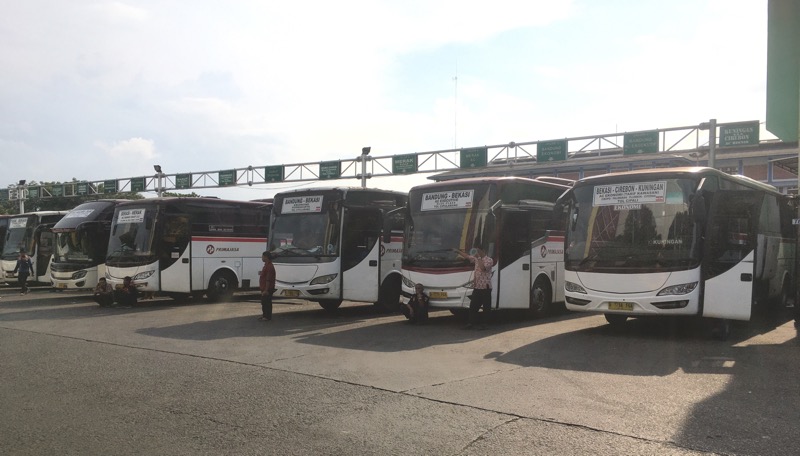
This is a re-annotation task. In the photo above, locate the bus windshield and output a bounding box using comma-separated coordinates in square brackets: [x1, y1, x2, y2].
[106, 207, 157, 265]
[269, 212, 340, 258]
[566, 177, 699, 272]
[2, 216, 34, 259]
[405, 184, 496, 268]
[55, 227, 98, 263]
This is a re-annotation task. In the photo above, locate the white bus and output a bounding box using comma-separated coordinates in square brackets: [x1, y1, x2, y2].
[400, 177, 573, 317]
[51, 200, 128, 290]
[560, 167, 796, 336]
[268, 187, 407, 311]
[1, 211, 68, 284]
[105, 197, 272, 301]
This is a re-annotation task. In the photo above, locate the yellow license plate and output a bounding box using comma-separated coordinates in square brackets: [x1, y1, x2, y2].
[57, 283, 68, 289]
[429, 291, 448, 299]
[608, 302, 633, 311]
[282, 290, 300, 297]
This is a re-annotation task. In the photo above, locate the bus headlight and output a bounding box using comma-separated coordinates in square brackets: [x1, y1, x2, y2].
[133, 270, 155, 281]
[71, 270, 87, 280]
[402, 276, 415, 288]
[565, 281, 587, 294]
[310, 274, 337, 285]
[657, 282, 697, 296]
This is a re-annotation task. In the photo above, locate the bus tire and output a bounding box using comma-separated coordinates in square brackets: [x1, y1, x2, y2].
[207, 270, 237, 302]
[319, 299, 342, 312]
[604, 313, 627, 327]
[528, 278, 552, 318]
[375, 276, 401, 313]
[777, 276, 792, 310]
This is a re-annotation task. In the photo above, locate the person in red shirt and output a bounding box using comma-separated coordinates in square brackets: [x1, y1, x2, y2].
[259, 251, 276, 321]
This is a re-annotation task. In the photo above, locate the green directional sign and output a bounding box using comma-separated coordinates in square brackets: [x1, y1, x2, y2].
[76, 182, 89, 196]
[460, 147, 488, 168]
[28, 186, 40, 199]
[265, 165, 284, 182]
[130, 177, 146, 193]
[0, 189, 8, 202]
[766, 0, 800, 142]
[720, 121, 760, 147]
[624, 130, 659, 155]
[219, 169, 236, 186]
[319, 161, 341, 180]
[538, 140, 567, 161]
[51, 185, 64, 197]
[104, 180, 118, 194]
[392, 154, 418, 174]
[176, 174, 192, 189]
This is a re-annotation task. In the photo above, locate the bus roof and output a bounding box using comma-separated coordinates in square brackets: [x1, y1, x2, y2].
[573, 166, 783, 195]
[52, 200, 127, 231]
[273, 186, 406, 197]
[114, 197, 273, 208]
[410, 176, 573, 193]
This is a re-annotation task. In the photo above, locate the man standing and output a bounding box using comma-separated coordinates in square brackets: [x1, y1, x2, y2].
[259, 251, 276, 321]
[12, 250, 34, 295]
[455, 247, 494, 329]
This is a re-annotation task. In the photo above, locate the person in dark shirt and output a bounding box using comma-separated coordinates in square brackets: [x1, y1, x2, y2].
[12, 250, 34, 295]
[259, 251, 276, 321]
[113, 276, 138, 307]
[401, 283, 430, 324]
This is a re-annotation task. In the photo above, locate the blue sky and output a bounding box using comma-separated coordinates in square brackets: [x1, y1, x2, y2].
[0, 0, 770, 200]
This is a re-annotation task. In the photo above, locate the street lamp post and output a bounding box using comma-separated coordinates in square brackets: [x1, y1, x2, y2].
[154, 165, 164, 197]
[17, 179, 26, 214]
[359, 147, 372, 188]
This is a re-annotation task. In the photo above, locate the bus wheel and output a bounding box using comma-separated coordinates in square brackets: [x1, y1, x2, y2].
[207, 271, 237, 302]
[375, 276, 401, 313]
[528, 279, 552, 318]
[319, 300, 342, 312]
[777, 277, 792, 310]
[604, 313, 627, 327]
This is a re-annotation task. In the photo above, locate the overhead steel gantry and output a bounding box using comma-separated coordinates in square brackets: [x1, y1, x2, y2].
[3, 120, 764, 201]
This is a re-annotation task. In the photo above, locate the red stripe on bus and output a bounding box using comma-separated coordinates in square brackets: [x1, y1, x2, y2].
[403, 265, 473, 274]
[192, 237, 267, 243]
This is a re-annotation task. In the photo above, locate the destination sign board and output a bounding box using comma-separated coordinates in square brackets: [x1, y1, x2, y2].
[117, 208, 146, 224]
[593, 181, 667, 207]
[282, 195, 323, 214]
[421, 190, 474, 211]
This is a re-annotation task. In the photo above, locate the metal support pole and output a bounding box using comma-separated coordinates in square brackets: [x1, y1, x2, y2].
[360, 147, 371, 188]
[18, 182, 26, 214]
[708, 118, 717, 169]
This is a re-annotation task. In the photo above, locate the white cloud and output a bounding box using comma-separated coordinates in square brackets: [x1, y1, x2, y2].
[96, 137, 157, 160]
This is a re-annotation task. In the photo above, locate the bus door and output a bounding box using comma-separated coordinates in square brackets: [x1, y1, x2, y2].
[160, 214, 192, 293]
[34, 224, 56, 281]
[341, 207, 381, 302]
[497, 210, 531, 309]
[702, 190, 762, 321]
